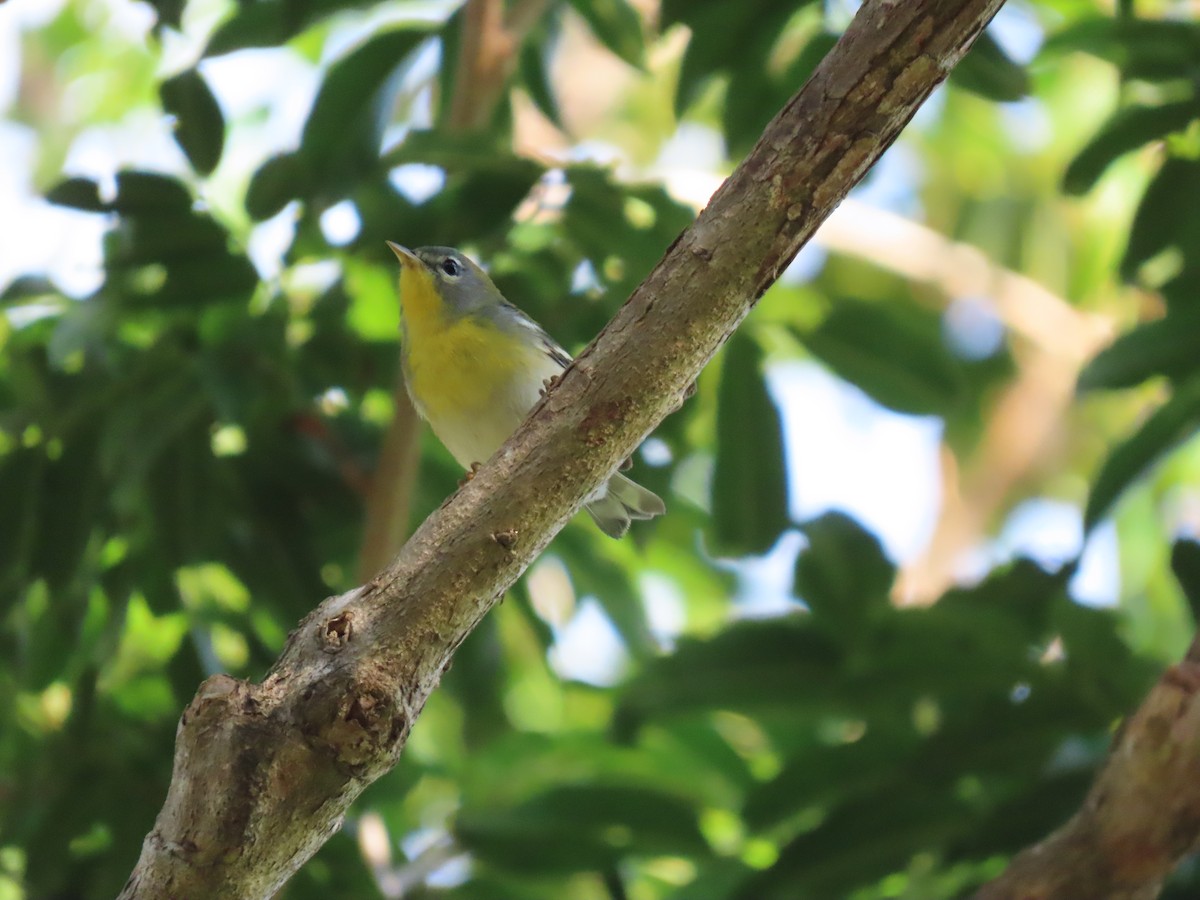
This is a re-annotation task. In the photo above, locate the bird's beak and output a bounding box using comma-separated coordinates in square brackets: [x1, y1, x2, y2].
[386, 241, 420, 268]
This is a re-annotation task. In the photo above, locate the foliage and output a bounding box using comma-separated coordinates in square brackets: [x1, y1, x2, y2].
[2, 0, 1200, 898]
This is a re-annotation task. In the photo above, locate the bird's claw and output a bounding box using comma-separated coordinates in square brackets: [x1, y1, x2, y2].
[459, 462, 483, 487]
[539, 375, 561, 398]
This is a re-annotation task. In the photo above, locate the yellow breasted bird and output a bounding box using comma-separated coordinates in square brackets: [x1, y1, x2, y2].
[387, 243, 665, 538]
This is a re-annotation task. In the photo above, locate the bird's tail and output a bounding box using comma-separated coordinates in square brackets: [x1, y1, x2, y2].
[584, 472, 666, 539]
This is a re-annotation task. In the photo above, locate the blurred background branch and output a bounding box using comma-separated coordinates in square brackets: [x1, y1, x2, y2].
[812, 199, 1117, 605]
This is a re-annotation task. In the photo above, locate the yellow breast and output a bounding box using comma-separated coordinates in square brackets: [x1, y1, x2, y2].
[406, 315, 533, 418]
[398, 265, 552, 466]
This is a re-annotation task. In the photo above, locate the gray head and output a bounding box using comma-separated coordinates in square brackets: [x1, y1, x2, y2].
[387, 242, 506, 317]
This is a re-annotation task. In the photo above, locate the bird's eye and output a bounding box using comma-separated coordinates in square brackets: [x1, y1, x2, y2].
[440, 258, 462, 278]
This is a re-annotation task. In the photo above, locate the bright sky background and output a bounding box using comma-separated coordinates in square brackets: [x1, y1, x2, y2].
[0, 0, 1120, 688]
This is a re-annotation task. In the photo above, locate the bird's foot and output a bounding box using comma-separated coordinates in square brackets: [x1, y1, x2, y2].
[539, 374, 561, 398]
[459, 462, 483, 487]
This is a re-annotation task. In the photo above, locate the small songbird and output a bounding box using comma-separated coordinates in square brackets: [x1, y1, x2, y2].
[387, 242, 665, 538]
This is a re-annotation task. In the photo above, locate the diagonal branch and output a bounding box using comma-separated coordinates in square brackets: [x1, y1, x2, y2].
[118, 2, 1007, 897]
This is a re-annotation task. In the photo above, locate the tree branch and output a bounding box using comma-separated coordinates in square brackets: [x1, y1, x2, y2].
[974, 636, 1200, 900]
[118, 2, 1006, 897]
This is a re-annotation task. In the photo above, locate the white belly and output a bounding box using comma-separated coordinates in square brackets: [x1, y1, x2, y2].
[422, 357, 558, 469]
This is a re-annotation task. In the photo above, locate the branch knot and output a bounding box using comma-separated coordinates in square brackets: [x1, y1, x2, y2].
[321, 612, 354, 651]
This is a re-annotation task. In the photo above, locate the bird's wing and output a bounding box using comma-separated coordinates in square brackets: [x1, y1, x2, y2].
[503, 300, 572, 370]
[540, 334, 572, 370]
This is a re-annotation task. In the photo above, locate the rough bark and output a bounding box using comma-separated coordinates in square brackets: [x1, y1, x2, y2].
[118, 1, 1005, 897]
[974, 639, 1200, 900]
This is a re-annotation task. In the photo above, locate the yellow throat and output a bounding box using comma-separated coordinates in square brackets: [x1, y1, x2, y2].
[393, 247, 540, 429]
[396, 254, 447, 340]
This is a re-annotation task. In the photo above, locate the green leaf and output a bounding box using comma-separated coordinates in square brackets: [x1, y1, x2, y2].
[1172, 538, 1200, 624]
[441, 615, 512, 748]
[710, 333, 790, 556]
[1162, 268, 1200, 312]
[45, 177, 107, 212]
[1078, 311, 1200, 391]
[560, 166, 694, 303]
[28, 432, 105, 593]
[299, 27, 430, 193]
[1050, 599, 1151, 707]
[664, 0, 814, 114]
[456, 783, 706, 873]
[1064, 99, 1200, 195]
[433, 167, 545, 243]
[205, 1, 290, 55]
[667, 860, 758, 900]
[722, 31, 836, 157]
[146, 0, 185, 30]
[1085, 374, 1200, 530]
[518, 40, 563, 129]
[385, 129, 543, 175]
[48, 301, 109, 368]
[949, 31, 1029, 102]
[435, 6, 463, 129]
[245, 153, 308, 221]
[803, 297, 967, 416]
[110, 171, 193, 214]
[0, 449, 44, 595]
[160, 69, 225, 176]
[98, 171, 258, 306]
[793, 512, 894, 630]
[204, 0, 377, 56]
[567, 0, 645, 68]
[1, 276, 59, 305]
[944, 556, 1063, 628]
[742, 728, 913, 832]
[737, 788, 976, 899]
[99, 367, 207, 499]
[106, 214, 216, 265]
[614, 618, 843, 736]
[1122, 157, 1200, 282]
[1043, 18, 1200, 83]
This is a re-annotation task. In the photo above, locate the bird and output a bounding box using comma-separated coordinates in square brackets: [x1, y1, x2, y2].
[387, 242, 665, 538]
